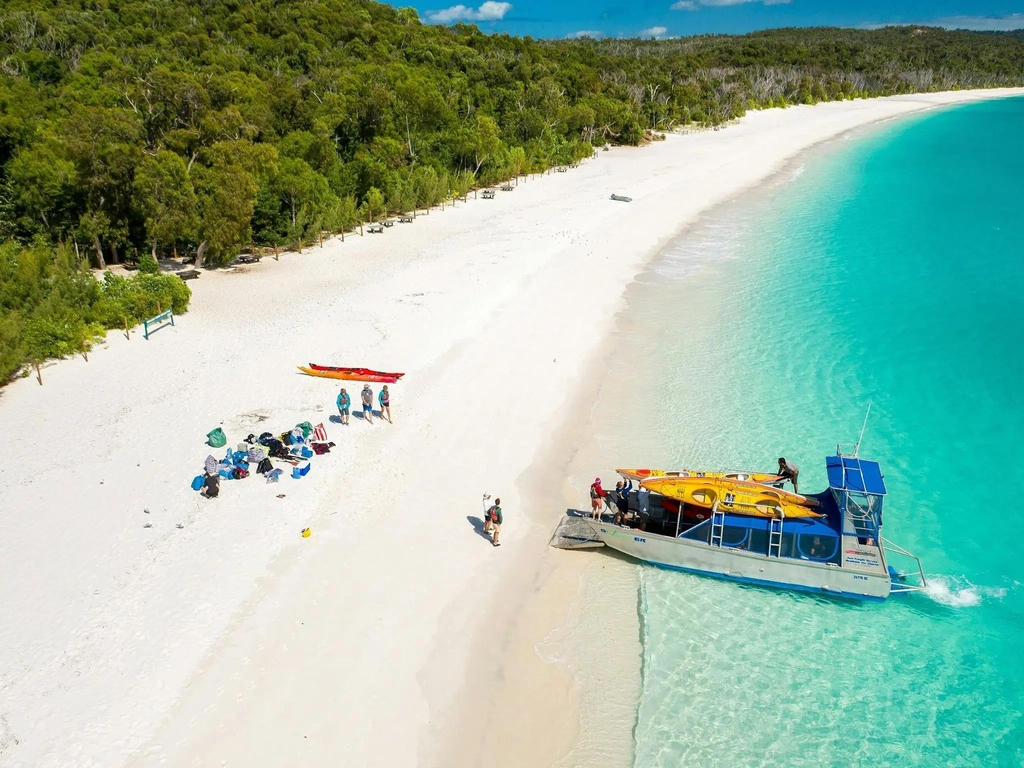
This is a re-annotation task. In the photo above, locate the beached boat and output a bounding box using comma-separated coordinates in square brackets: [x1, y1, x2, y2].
[617, 467, 783, 485]
[297, 366, 399, 383]
[551, 452, 926, 601]
[309, 364, 405, 379]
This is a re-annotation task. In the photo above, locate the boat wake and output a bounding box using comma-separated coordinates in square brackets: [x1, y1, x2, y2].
[923, 575, 1007, 608]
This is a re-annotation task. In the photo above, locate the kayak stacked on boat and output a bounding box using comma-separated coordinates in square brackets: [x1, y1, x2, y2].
[298, 365, 406, 383]
[552, 452, 928, 601]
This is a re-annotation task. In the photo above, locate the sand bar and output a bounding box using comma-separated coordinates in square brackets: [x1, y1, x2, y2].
[0, 89, 1021, 768]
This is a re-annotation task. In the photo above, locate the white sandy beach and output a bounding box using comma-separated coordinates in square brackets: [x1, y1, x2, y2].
[0, 88, 1021, 768]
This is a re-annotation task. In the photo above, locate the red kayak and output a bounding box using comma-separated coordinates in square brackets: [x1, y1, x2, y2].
[309, 364, 405, 379]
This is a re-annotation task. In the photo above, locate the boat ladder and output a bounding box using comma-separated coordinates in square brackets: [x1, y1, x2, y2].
[768, 516, 783, 558]
[710, 502, 724, 548]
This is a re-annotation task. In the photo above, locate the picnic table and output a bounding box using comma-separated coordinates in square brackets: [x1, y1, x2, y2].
[178, 269, 200, 281]
[500, 185, 513, 191]
[399, 216, 414, 223]
[482, 190, 496, 199]
[383, 220, 395, 228]
[368, 224, 384, 233]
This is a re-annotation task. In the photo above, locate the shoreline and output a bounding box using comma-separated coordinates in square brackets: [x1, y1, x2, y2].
[0, 89, 1021, 768]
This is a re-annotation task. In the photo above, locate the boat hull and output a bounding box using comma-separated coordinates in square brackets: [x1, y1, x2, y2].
[582, 519, 890, 600]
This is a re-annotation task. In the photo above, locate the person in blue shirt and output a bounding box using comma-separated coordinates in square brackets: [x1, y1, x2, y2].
[378, 385, 391, 424]
[336, 387, 351, 425]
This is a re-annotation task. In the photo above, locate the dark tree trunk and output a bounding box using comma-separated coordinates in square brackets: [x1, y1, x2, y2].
[93, 234, 106, 270]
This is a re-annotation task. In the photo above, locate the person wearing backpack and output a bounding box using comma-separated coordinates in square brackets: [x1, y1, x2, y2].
[483, 498, 503, 547]
[378, 385, 391, 424]
[337, 388, 351, 425]
[590, 478, 606, 520]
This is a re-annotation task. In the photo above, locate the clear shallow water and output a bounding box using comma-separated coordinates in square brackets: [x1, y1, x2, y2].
[589, 97, 1024, 767]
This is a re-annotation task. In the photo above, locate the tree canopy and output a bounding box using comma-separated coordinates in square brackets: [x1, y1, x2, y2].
[0, 3, 1020, 265]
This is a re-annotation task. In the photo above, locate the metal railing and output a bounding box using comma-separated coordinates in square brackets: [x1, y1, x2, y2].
[882, 537, 928, 592]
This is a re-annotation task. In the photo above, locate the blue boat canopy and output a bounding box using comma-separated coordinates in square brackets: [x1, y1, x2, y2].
[826, 455, 886, 495]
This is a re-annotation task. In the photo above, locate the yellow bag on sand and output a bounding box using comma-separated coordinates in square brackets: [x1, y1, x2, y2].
[301, 528, 311, 538]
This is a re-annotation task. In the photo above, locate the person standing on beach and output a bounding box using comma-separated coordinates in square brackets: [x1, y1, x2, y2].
[337, 388, 351, 425]
[777, 457, 799, 493]
[483, 498, 502, 546]
[378, 385, 392, 424]
[361, 385, 374, 424]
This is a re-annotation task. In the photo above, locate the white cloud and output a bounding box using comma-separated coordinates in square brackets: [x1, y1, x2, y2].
[672, 0, 791, 9]
[639, 25, 669, 38]
[426, 1, 512, 24]
[858, 14, 1024, 32]
[567, 30, 604, 39]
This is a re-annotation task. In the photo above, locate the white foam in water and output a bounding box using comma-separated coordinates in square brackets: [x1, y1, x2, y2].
[923, 575, 1007, 608]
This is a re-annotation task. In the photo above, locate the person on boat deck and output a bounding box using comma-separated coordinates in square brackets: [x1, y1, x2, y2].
[637, 485, 651, 531]
[337, 388, 351, 426]
[613, 480, 634, 526]
[808, 536, 825, 558]
[777, 457, 799, 493]
[378, 385, 392, 424]
[361, 385, 374, 424]
[483, 498, 503, 547]
[590, 478, 607, 520]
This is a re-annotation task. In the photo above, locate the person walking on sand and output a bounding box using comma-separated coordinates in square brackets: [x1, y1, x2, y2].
[337, 387, 351, 425]
[361, 384, 374, 424]
[777, 457, 800, 493]
[590, 478, 606, 520]
[483, 498, 503, 546]
[379, 385, 392, 424]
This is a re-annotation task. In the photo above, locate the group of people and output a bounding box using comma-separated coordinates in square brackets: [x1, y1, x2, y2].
[336, 384, 392, 425]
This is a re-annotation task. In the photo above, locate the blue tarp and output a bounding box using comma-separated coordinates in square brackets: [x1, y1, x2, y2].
[826, 455, 886, 495]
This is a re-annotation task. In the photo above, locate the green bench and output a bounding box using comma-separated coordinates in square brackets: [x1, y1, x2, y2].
[144, 308, 175, 340]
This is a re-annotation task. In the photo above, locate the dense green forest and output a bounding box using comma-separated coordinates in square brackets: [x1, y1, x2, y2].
[1, 0, 1023, 382]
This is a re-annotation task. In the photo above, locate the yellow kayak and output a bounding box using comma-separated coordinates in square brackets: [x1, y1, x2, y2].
[641, 476, 821, 519]
[617, 468, 784, 485]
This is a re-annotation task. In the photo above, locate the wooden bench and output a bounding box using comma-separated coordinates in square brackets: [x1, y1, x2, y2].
[500, 185, 513, 192]
[144, 308, 174, 340]
[482, 190, 496, 199]
[367, 224, 384, 234]
[557, 167, 567, 173]
[399, 216, 414, 223]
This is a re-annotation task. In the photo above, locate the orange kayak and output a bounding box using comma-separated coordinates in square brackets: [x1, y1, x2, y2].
[297, 366, 399, 383]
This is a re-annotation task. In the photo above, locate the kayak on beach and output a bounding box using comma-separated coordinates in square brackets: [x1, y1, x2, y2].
[309, 364, 405, 379]
[297, 366, 400, 383]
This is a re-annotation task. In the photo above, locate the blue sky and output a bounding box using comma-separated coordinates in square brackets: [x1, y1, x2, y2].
[408, 0, 1024, 39]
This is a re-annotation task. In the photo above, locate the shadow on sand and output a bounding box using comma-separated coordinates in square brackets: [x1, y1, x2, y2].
[466, 515, 493, 542]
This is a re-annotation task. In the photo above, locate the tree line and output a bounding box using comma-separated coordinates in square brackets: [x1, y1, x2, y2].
[0, 0, 1023, 382]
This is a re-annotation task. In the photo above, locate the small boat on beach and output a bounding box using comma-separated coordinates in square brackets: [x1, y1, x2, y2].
[552, 450, 926, 601]
[617, 467, 784, 485]
[309, 364, 405, 379]
[297, 366, 399, 383]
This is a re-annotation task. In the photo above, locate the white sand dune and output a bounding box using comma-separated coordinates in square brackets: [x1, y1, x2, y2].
[0, 89, 1020, 768]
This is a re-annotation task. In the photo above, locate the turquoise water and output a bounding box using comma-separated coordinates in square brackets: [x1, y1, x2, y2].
[591, 97, 1024, 767]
